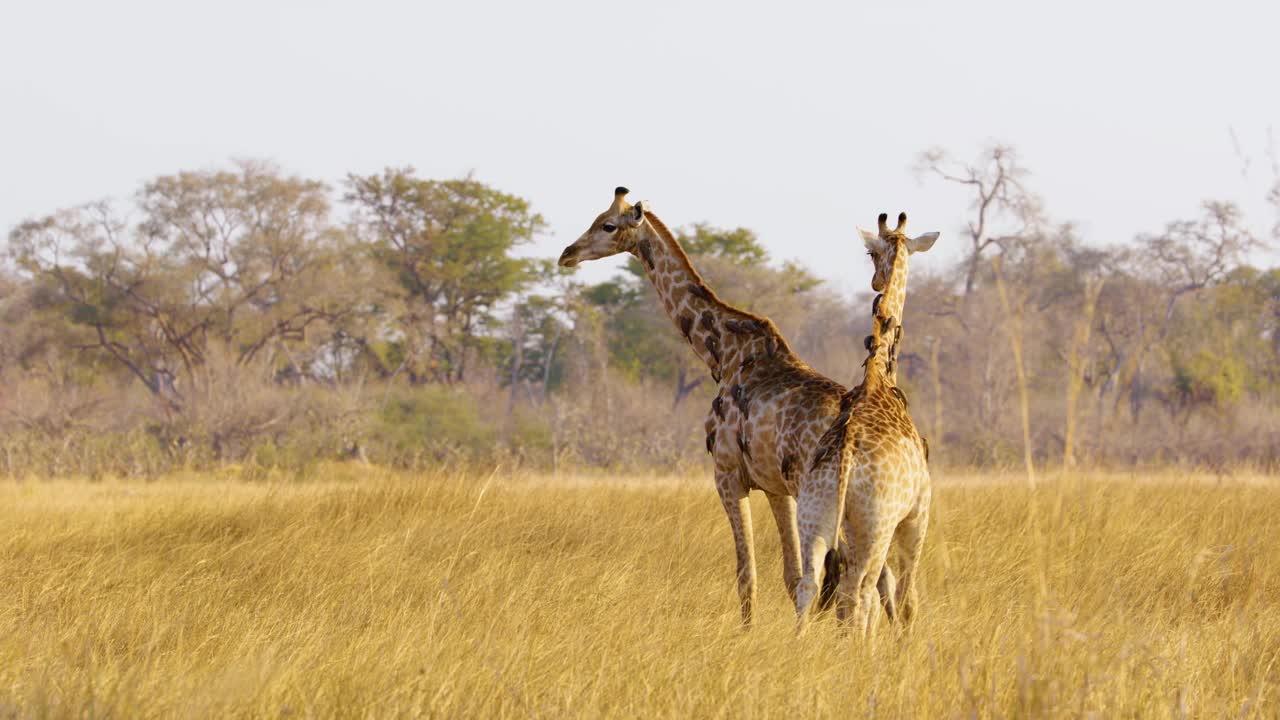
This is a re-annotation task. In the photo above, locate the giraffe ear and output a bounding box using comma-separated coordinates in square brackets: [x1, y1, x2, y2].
[907, 232, 940, 253]
[622, 201, 647, 228]
[859, 227, 888, 253]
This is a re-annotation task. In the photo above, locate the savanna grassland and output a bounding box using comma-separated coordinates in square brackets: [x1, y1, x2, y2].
[2, 467, 1278, 718]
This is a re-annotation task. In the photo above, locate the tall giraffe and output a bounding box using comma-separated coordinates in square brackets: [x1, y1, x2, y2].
[559, 189, 881, 625]
[820, 212, 936, 635]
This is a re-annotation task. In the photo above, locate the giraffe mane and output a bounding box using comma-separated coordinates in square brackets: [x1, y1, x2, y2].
[854, 315, 896, 399]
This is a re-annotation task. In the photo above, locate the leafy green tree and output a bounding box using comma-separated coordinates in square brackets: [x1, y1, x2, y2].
[345, 169, 543, 384]
[1165, 265, 1280, 406]
[498, 260, 576, 411]
[679, 224, 768, 265]
[1263, 268, 1280, 385]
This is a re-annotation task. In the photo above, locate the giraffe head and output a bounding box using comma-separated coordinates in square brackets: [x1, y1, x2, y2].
[558, 187, 649, 267]
[857, 212, 940, 292]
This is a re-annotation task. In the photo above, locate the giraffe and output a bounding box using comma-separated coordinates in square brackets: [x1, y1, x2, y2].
[558, 189, 940, 629]
[817, 212, 937, 636]
[558, 188, 849, 625]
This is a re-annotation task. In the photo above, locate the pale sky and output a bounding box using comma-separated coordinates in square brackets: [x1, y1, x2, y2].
[2, 0, 1277, 294]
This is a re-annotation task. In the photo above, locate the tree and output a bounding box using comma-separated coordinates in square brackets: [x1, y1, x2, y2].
[915, 144, 1045, 297]
[9, 161, 353, 406]
[1105, 202, 1261, 420]
[499, 260, 575, 412]
[1261, 268, 1280, 384]
[0, 270, 20, 374]
[1164, 265, 1275, 416]
[1142, 201, 1261, 332]
[345, 169, 543, 384]
[679, 223, 768, 265]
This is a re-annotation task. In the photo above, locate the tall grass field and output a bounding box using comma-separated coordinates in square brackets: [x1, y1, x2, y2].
[2, 467, 1278, 717]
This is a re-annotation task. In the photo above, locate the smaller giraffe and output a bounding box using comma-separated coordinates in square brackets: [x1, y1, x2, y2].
[820, 212, 938, 617]
[820, 213, 936, 637]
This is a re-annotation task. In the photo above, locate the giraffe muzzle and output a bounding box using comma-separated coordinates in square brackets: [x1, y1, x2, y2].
[558, 246, 580, 268]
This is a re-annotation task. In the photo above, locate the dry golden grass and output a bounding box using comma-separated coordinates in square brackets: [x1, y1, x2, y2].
[2, 466, 1279, 718]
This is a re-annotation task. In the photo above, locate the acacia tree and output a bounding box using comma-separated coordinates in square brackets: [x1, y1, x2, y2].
[345, 169, 543, 385]
[1099, 202, 1261, 421]
[1262, 269, 1280, 383]
[915, 144, 1045, 298]
[911, 143, 1055, 464]
[500, 259, 576, 413]
[0, 271, 19, 374]
[1270, 179, 1280, 241]
[1143, 202, 1260, 331]
[8, 162, 353, 406]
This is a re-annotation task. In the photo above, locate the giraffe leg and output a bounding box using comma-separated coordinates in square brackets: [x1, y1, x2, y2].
[716, 472, 757, 626]
[829, 540, 895, 621]
[766, 492, 802, 604]
[877, 562, 898, 623]
[794, 465, 843, 634]
[832, 547, 895, 628]
[848, 534, 894, 642]
[836, 491, 895, 642]
[891, 492, 930, 627]
[860, 582, 882, 643]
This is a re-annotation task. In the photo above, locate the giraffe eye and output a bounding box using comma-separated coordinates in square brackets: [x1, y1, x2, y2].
[602, 223, 617, 233]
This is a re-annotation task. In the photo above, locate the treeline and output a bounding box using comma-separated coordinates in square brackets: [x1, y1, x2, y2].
[1, 147, 1278, 478]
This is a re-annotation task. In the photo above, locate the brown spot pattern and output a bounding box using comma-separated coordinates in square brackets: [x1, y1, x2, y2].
[704, 334, 721, 366]
[732, 384, 749, 419]
[725, 318, 761, 335]
[689, 283, 713, 301]
[809, 445, 829, 472]
[700, 310, 717, 334]
[679, 315, 693, 343]
[638, 238, 656, 269]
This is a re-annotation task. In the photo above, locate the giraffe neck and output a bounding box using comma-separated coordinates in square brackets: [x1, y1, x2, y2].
[871, 244, 910, 385]
[634, 212, 791, 384]
[862, 340, 893, 395]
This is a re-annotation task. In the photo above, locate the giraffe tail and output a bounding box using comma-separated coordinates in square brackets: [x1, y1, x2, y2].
[814, 394, 858, 613]
[817, 542, 846, 612]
